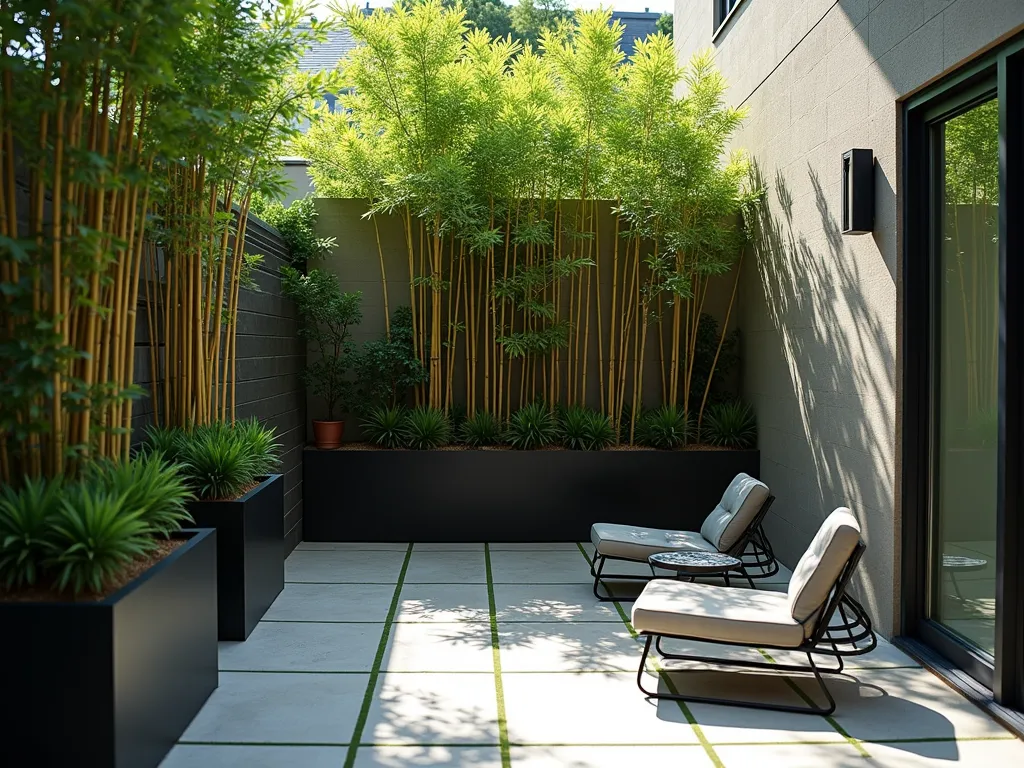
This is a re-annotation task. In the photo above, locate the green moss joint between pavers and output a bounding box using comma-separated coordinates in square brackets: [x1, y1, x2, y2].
[343, 543, 414, 768]
[484, 543, 513, 768]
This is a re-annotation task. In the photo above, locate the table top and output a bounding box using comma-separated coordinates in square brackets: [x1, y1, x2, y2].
[648, 550, 743, 573]
[942, 554, 988, 571]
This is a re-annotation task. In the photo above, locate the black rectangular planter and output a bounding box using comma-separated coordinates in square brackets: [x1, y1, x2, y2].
[188, 473, 284, 640]
[303, 448, 760, 541]
[0, 528, 218, 768]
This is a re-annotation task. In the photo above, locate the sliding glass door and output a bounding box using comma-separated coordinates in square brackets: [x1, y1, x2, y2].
[931, 96, 1000, 659]
[903, 36, 1024, 721]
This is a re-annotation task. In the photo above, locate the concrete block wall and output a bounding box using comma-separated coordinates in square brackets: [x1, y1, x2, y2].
[675, 0, 1024, 636]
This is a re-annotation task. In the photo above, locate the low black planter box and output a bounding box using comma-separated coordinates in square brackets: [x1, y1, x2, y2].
[303, 448, 759, 541]
[188, 473, 284, 640]
[0, 528, 218, 768]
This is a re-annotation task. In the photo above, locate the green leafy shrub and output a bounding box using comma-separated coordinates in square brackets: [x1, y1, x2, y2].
[636, 405, 691, 449]
[282, 266, 363, 421]
[352, 306, 427, 412]
[362, 405, 407, 449]
[402, 406, 451, 450]
[461, 410, 503, 447]
[249, 194, 336, 265]
[0, 476, 64, 589]
[506, 403, 558, 450]
[703, 401, 757, 449]
[560, 406, 615, 451]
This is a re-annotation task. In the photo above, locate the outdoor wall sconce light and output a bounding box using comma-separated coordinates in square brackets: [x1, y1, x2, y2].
[841, 148, 874, 235]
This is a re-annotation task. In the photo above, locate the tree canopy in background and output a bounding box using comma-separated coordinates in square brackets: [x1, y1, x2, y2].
[657, 12, 673, 38]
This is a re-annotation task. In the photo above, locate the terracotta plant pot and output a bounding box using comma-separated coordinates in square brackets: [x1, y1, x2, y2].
[313, 420, 345, 449]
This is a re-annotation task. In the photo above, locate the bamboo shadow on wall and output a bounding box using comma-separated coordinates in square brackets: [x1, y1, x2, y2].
[746, 160, 896, 619]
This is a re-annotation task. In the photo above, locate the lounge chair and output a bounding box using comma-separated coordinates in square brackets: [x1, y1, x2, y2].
[630, 507, 876, 715]
[589, 473, 777, 600]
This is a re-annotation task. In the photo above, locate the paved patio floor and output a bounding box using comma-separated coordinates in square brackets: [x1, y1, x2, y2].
[161, 543, 1023, 767]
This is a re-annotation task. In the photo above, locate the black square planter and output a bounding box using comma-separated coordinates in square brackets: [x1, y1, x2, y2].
[188, 473, 284, 640]
[303, 448, 760, 541]
[0, 528, 219, 768]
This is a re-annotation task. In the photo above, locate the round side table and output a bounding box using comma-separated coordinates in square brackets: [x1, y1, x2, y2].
[647, 550, 755, 589]
[942, 554, 988, 600]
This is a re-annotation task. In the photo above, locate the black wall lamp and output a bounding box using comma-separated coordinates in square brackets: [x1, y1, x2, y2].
[841, 148, 874, 235]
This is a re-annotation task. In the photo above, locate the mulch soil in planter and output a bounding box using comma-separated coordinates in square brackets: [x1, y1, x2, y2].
[0, 538, 185, 603]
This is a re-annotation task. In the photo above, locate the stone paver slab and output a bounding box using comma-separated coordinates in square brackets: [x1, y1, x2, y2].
[364, 672, 500, 745]
[489, 550, 602, 583]
[865, 737, 1024, 766]
[295, 543, 410, 551]
[714, 742, 867, 767]
[161, 745, 347, 767]
[382, 622, 495, 672]
[396, 583, 491, 623]
[285, 550, 408, 583]
[219, 621, 383, 672]
[811, 668, 1014, 741]
[263, 583, 397, 623]
[510, 745, 714, 766]
[498, 622, 640, 672]
[659, 669, 846, 744]
[351, 745, 503, 767]
[181, 671, 366, 744]
[493, 583, 626, 623]
[405, 550, 487, 583]
[502, 671, 701, 745]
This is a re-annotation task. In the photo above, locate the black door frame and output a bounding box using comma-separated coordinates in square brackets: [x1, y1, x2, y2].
[901, 33, 1019, 720]
[901, 34, 1024, 718]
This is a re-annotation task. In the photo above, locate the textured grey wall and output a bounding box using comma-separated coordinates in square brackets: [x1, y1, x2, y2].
[676, 0, 1024, 636]
[133, 213, 306, 554]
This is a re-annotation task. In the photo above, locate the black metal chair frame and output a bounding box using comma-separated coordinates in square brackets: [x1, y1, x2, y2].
[635, 541, 876, 716]
[591, 495, 778, 601]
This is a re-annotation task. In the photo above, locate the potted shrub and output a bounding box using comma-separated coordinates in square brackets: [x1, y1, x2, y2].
[144, 418, 284, 640]
[0, 454, 218, 768]
[282, 266, 363, 448]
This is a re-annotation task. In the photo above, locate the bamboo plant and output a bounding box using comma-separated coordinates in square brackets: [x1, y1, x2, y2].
[0, 0, 199, 482]
[298, 2, 752, 441]
[145, 0, 337, 429]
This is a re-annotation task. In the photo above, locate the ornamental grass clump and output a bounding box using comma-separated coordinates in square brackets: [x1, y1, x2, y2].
[402, 407, 451, 450]
[362, 406, 408, 449]
[506, 403, 558, 450]
[702, 400, 757, 449]
[461, 410, 504, 447]
[142, 420, 280, 501]
[0, 457, 193, 597]
[560, 406, 615, 451]
[635, 405, 691, 449]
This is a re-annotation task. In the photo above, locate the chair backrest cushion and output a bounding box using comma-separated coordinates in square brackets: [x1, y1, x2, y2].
[699, 473, 770, 552]
[787, 508, 862, 624]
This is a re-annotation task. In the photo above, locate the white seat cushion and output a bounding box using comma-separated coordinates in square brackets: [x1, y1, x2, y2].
[591, 523, 716, 561]
[699, 473, 771, 552]
[631, 579, 805, 648]
[788, 508, 862, 624]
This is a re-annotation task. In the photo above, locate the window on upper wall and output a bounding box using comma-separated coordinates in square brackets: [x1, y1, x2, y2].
[715, 0, 745, 35]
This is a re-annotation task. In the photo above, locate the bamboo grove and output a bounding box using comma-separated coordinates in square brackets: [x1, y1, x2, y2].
[300, 2, 754, 437]
[0, 0, 332, 483]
